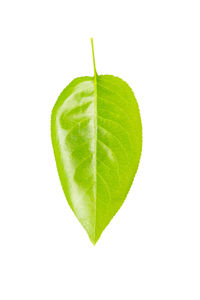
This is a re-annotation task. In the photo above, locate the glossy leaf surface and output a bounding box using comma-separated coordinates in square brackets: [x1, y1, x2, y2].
[51, 40, 142, 244]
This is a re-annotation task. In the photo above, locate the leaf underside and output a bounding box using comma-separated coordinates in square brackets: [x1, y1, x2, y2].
[51, 74, 142, 244]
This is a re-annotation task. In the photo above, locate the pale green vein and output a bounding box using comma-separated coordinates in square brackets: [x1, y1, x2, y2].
[97, 158, 120, 186]
[69, 140, 92, 158]
[73, 154, 93, 178]
[64, 101, 93, 117]
[65, 118, 90, 139]
[97, 82, 129, 105]
[98, 115, 133, 148]
[97, 96, 133, 122]
[97, 139, 120, 180]
[98, 107, 133, 133]
[98, 76, 134, 101]
[97, 158, 112, 171]
[98, 125, 130, 163]
[97, 171, 112, 204]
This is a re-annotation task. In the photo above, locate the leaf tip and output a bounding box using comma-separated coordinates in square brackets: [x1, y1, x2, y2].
[88, 230, 100, 246]
[90, 237, 99, 246]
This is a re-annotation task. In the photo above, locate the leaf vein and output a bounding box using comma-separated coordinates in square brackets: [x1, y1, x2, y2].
[97, 139, 120, 180]
[98, 115, 133, 148]
[97, 96, 132, 123]
[98, 125, 130, 162]
[96, 171, 112, 204]
[66, 118, 90, 139]
[97, 82, 129, 104]
[73, 154, 93, 177]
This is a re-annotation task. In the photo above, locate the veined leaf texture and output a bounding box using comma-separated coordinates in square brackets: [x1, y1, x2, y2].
[51, 39, 142, 244]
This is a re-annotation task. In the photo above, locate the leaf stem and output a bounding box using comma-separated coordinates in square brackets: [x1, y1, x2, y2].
[91, 38, 97, 76]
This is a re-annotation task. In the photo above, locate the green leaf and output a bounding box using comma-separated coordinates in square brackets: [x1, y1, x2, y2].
[51, 39, 142, 244]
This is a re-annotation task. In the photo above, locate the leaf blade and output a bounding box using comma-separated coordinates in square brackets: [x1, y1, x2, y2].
[51, 43, 142, 244]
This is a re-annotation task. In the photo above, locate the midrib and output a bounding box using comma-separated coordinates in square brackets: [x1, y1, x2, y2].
[93, 69, 97, 242]
[91, 38, 98, 242]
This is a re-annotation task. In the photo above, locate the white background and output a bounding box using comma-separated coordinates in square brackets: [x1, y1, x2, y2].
[0, 0, 200, 299]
